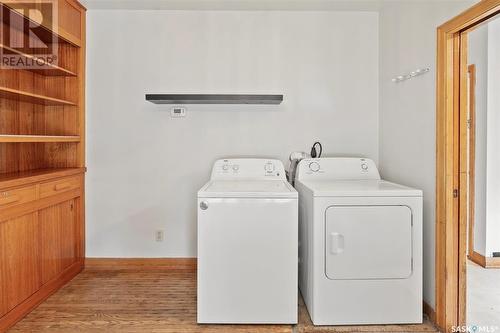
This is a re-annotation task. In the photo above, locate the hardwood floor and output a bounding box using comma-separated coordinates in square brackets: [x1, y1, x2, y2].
[9, 268, 438, 333]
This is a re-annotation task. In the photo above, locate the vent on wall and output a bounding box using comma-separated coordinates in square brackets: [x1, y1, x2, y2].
[145, 94, 283, 105]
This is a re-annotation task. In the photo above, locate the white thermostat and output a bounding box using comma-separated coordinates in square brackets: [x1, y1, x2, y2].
[171, 106, 186, 118]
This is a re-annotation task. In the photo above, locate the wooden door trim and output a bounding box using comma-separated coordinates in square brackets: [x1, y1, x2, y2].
[467, 64, 476, 259]
[436, 1, 500, 331]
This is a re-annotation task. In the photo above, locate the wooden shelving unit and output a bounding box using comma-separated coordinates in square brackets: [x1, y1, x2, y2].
[0, 87, 77, 106]
[0, 167, 85, 189]
[0, 2, 82, 46]
[0, 135, 80, 143]
[0, 0, 86, 331]
[0, 44, 77, 77]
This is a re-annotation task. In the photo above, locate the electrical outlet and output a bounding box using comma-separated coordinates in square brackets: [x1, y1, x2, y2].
[155, 230, 164, 242]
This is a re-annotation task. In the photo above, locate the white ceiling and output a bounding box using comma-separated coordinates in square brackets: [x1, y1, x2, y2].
[80, 0, 385, 11]
[81, 0, 476, 11]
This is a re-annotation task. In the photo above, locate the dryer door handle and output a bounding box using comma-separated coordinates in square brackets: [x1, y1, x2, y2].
[329, 232, 345, 254]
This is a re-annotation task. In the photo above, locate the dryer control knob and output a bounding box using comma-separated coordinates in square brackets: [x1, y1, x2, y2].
[200, 201, 209, 210]
[222, 165, 229, 171]
[309, 162, 320, 172]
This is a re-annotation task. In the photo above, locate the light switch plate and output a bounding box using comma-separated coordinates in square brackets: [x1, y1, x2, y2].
[171, 106, 186, 118]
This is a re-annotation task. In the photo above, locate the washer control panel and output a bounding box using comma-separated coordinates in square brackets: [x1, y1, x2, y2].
[296, 157, 380, 181]
[360, 160, 371, 173]
[264, 162, 275, 173]
[211, 158, 286, 180]
[308, 161, 321, 172]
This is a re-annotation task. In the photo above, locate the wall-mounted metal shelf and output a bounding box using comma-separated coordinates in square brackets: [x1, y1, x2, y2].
[145, 94, 283, 105]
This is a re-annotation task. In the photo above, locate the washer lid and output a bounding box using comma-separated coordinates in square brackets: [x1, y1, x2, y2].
[297, 180, 422, 197]
[198, 180, 297, 198]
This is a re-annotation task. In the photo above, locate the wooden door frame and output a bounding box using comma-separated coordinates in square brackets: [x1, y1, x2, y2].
[467, 64, 476, 262]
[435, 1, 500, 331]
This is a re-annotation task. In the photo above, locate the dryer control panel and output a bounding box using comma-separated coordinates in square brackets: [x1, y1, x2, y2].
[211, 158, 286, 180]
[296, 158, 380, 181]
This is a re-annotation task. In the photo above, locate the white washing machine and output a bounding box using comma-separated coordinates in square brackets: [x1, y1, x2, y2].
[197, 158, 298, 324]
[295, 157, 422, 325]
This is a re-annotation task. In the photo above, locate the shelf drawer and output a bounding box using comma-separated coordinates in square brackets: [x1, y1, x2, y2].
[40, 176, 81, 199]
[0, 185, 37, 209]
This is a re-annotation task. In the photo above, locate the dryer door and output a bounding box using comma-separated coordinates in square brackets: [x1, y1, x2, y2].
[325, 205, 412, 280]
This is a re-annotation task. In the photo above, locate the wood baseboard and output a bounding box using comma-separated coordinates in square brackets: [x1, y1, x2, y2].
[85, 258, 197, 271]
[485, 257, 500, 268]
[468, 251, 486, 267]
[468, 251, 500, 268]
[0, 260, 83, 332]
[423, 301, 436, 325]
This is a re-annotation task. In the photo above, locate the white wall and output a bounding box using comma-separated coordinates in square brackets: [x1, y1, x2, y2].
[468, 18, 500, 257]
[86, 10, 379, 257]
[86, 1, 485, 312]
[378, 0, 473, 309]
[468, 24, 489, 256]
[485, 18, 500, 256]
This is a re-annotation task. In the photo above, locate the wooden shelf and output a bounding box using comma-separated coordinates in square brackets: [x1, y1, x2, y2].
[0, 44, 77, 77]
[146, 94, 284, 105]
[0, 87, 77, 106]
[0, 135, 80, 143]
[0, 167, 85, 190]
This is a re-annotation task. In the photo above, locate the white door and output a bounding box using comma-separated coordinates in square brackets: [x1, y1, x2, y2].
[325, 205, 412, 280]
[197, 197, 297, 323]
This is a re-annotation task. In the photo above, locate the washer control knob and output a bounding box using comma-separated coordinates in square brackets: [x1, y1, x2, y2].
[309, 162, 320, 172]
[264, 162, 275, 173]
[361, 163, 368, 170]
[200, 201, 209, 210]
[222, 165, 229, 171]
[232, 165, 239, 171]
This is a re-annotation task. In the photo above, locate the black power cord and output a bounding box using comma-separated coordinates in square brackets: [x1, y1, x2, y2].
[310, 141, 323, 158]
